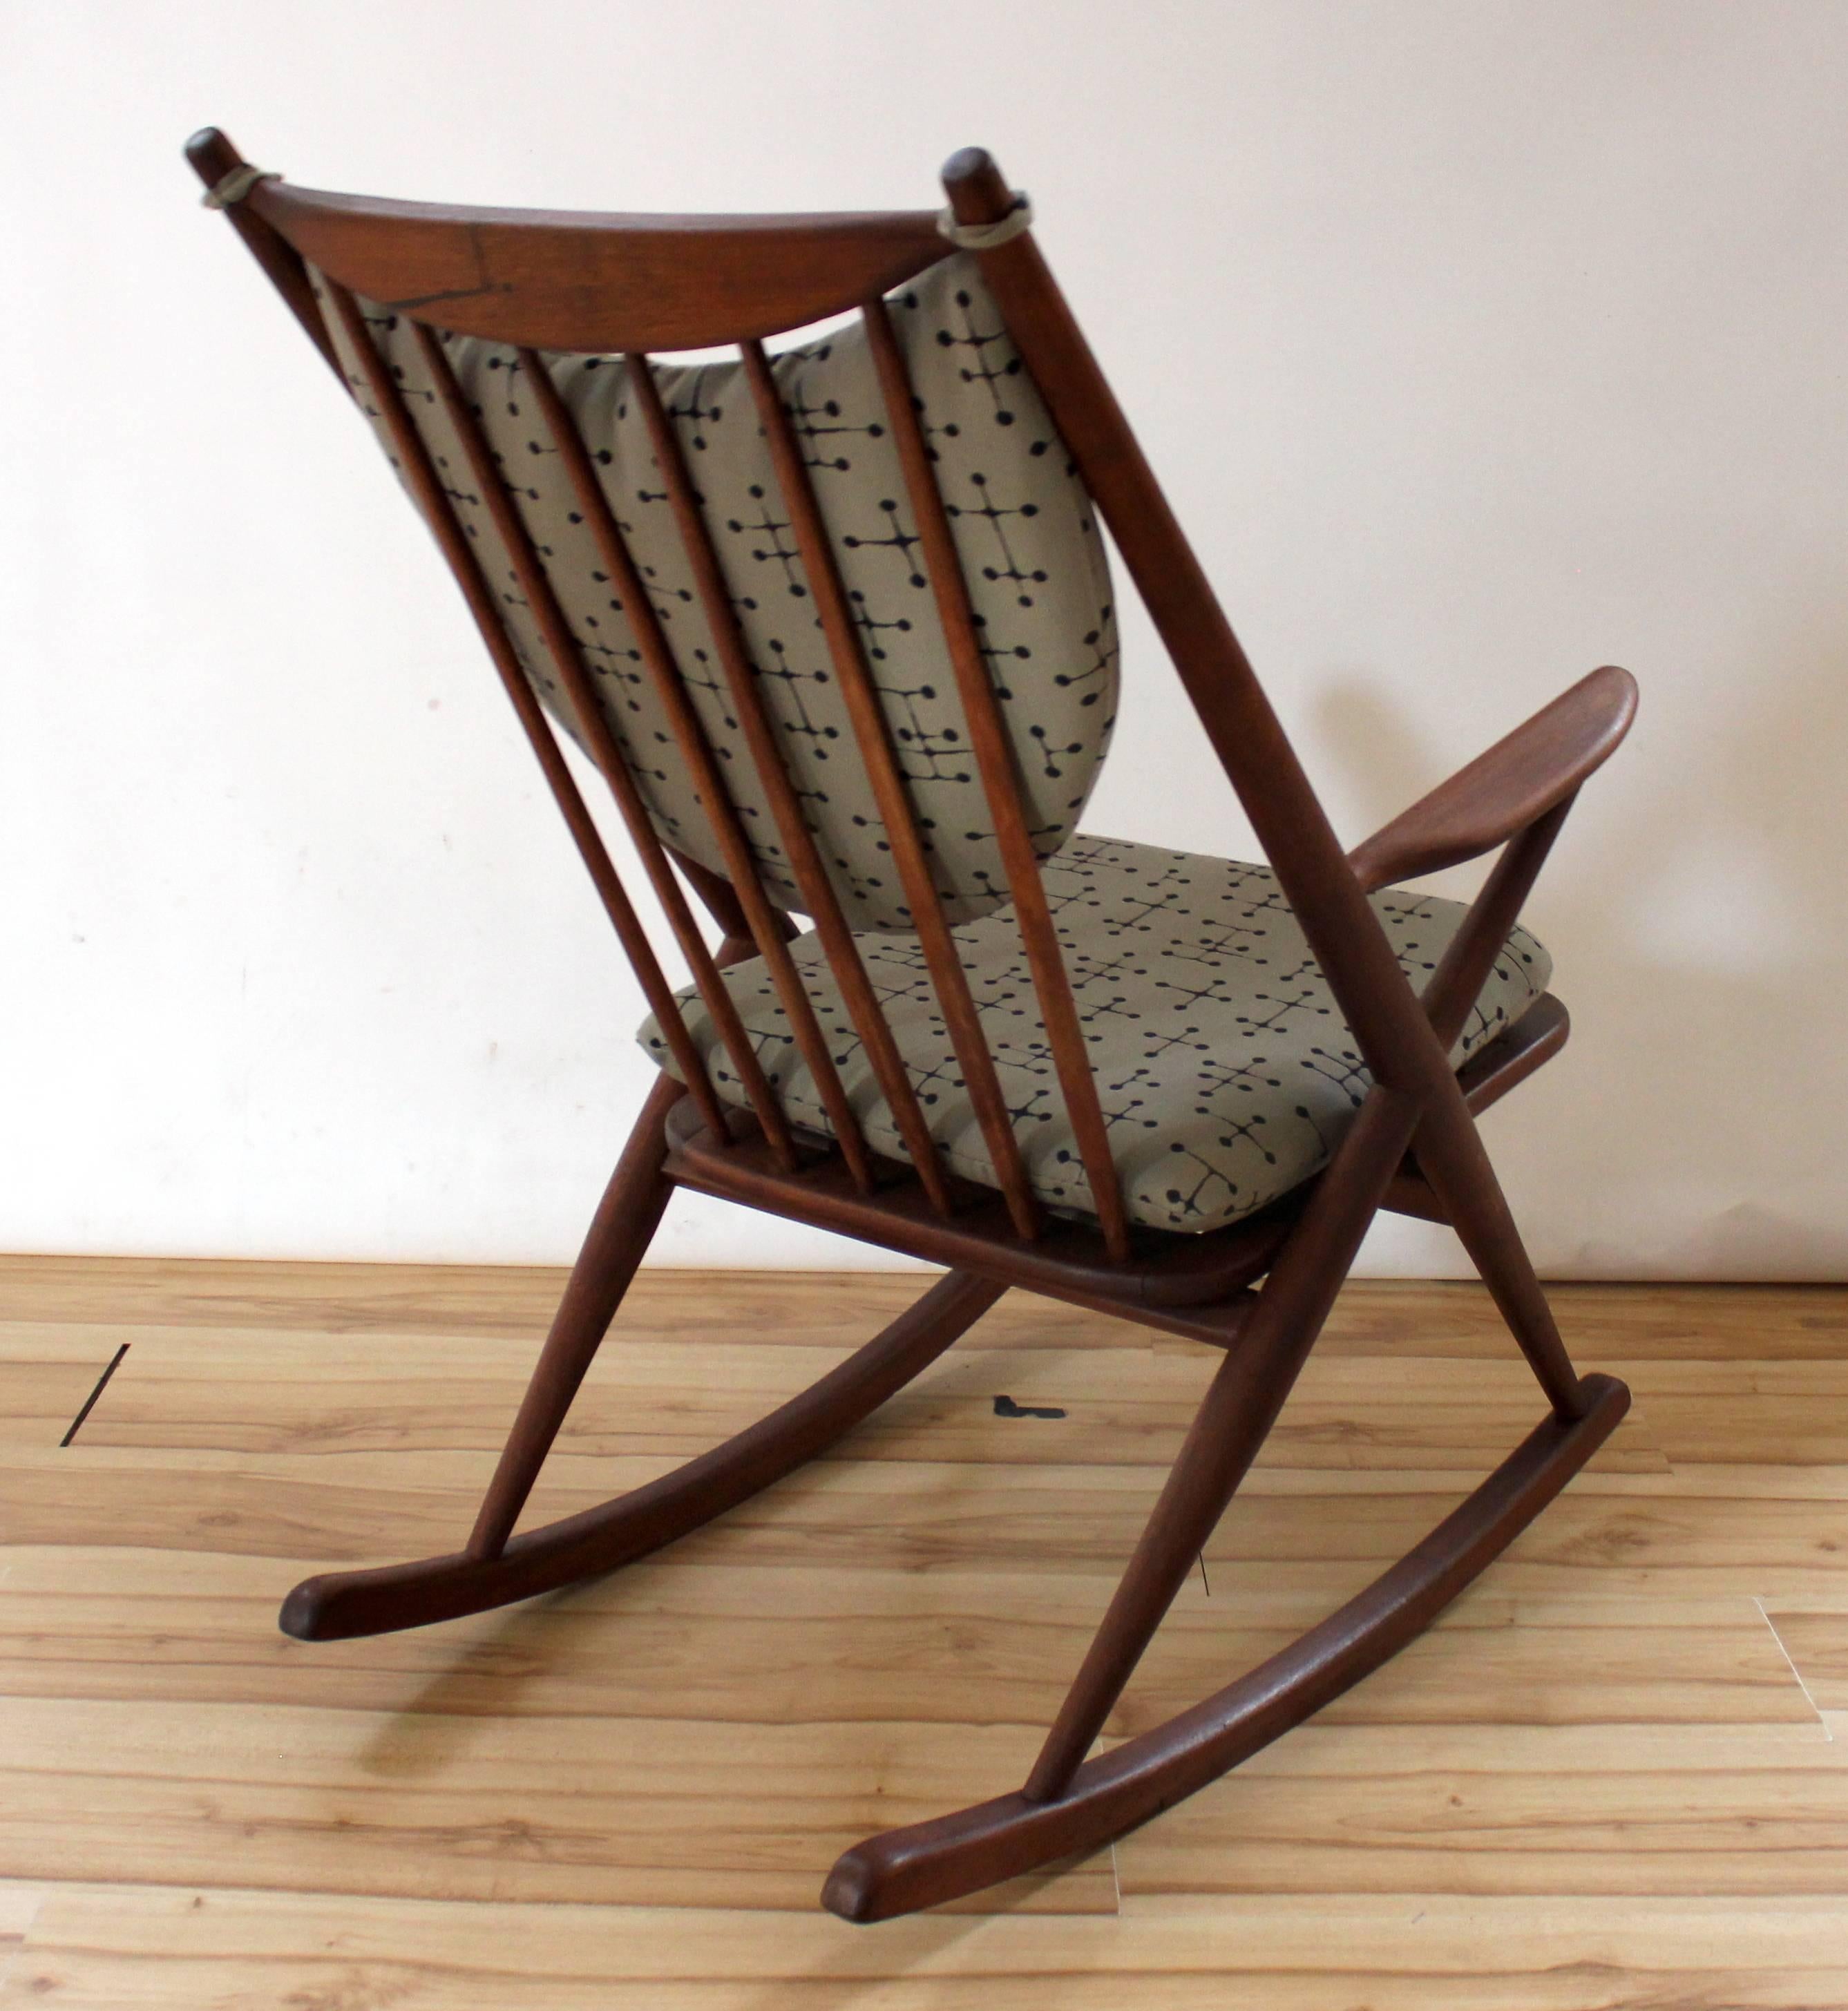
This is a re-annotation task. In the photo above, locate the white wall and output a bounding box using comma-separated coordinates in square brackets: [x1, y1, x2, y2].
[5, 1, 1844, 1275]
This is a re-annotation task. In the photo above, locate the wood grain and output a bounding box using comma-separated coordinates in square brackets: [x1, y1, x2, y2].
[0, 1330, 121, 1451]
[57, 1324, 1673, 1470]
[2, 1259, 1845, 1999]
[17, 1261, 1835, 1355]
[8, 1885, 1847, 2008]
[1347, 665, 1638, 893]
[1759, 1601, 1848, 1709]
[247, 175, 951, 354]
[0, 1885, 41, 2003]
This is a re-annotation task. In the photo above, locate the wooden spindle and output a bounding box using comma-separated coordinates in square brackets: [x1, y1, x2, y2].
[410, 325, 799, 1168]
[858, 299, 1131, 1255]
[627, 354, 953, 1211]
[750, 333, 1081, 1249]
[320, 281, 733, 1143]
[517, 346, 886, 1181]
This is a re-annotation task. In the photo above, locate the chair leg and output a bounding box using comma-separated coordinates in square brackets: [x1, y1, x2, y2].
[1020, 1087, 1422, 1803]
[458, 918, 778, 1560]
[468, 1071, 685, 1559]
[1412, 1083, 1590, 1419]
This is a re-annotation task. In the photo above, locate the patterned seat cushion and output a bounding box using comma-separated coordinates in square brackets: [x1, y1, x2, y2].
[639, 834, 1552, 1234]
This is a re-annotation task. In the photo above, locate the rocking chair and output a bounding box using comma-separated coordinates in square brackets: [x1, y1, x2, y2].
[187, 127, 1638, 1921]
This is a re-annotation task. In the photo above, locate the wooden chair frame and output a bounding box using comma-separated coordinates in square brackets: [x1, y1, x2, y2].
[188, 126, 1639, 1921]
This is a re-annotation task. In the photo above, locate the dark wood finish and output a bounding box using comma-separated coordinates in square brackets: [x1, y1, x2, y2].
[409, 325, 799, 1170]
[196, 127, 1639, 1923]
[466, 1071, 682, 1559]
[665, 1090, 1265, 1346]
[733, 336, 976, 1215]
[859, 298, 1130, 1258]
[1409, 800, 1589, 1417]
[1023, 1084, 1425, 1801]
[459, 926, 770, 1564]
[242, 175, 951, 355]
[841, 308, 1045, 1238]
[1349, 666, 1637, 893]
[625, 353, 903, 1197]
[935, 150, 1621, 1138]
[741, 335, 1038, 1234]
[184, 129, 342, 379]
[823, 1371, 1631, 1921]
[520, 347, 859, 1180]
[935, 146, 1429, 1098]
[280, 1264, 1005, 1641]
[318, 279, 734, 1144]
[1420, 799, 1575, 1053]
[665, 847, 794, 950]
[1453, 987, 1569, 1105]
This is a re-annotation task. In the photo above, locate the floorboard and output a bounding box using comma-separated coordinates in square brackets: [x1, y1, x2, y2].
[1, 1263, 1845, 2003]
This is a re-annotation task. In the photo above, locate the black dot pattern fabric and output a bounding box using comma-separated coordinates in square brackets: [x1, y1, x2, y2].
[639, 832, 1553, 1235]
[315, 256, 1119, 931]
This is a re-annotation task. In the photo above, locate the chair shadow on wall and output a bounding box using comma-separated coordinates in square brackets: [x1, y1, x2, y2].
[1313, 631, 1848, 1279]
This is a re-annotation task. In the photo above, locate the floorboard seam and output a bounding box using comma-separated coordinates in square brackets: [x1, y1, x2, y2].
[1752, 1595, 1834, 1738]
[0, 1885, 48, 1997]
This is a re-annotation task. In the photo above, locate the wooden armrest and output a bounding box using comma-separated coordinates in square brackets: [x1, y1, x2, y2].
[1346, 665, 1637, 893]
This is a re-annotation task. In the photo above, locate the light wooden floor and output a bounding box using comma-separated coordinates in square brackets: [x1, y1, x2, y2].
[2, 1258, 1846, 2006]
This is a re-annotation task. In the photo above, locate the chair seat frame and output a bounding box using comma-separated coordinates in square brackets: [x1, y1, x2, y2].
[189, 126, 1639, 1921]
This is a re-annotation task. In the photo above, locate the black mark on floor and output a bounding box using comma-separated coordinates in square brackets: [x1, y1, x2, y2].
[993, 1395, 1067, 1420]
[61, 1343, 129, 1447]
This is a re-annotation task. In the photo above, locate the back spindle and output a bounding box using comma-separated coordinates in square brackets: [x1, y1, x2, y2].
[855, 300, 1131, 1258]
[627, 352, 956, 1210]
[321, 280, 736, 1144]
[519, 347, 881, 1180]
[739, 339, 1050, 1239]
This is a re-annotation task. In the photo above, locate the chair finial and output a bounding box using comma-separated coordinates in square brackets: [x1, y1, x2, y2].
[940, 146, 1018, 231]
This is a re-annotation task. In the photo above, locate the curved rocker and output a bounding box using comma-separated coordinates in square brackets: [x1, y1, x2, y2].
[282, 1266, 1003, 1641]
[824, 1371, 1629, 1921]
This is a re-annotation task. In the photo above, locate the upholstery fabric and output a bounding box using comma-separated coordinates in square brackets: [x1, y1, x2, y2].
[638, 834, 1553, 1235]
[316, 256, 1119, 931]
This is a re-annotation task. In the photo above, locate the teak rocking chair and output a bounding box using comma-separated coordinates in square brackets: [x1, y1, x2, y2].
[188, 126, 1639, 1921]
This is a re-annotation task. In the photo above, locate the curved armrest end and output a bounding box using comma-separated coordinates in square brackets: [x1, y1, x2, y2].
[1349, 665, 1637, 893]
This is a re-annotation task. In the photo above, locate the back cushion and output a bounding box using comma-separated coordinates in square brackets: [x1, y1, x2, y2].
[316, 255, 1119, 931]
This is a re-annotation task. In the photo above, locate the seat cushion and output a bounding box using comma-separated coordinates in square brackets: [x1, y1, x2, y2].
[639, 834, 1552, 1235]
